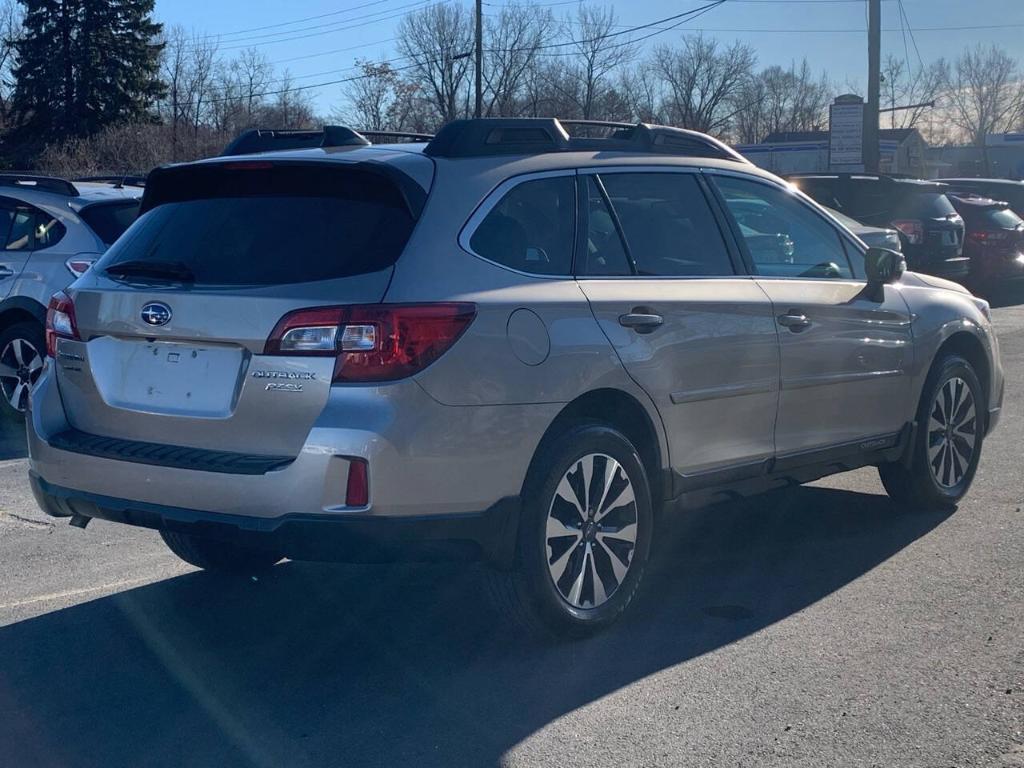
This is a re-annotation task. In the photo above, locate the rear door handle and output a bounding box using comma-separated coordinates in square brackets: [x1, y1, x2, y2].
[0, 267, 13, 278]
[777, 311, 811, 332]
[618, 309, 664, 334]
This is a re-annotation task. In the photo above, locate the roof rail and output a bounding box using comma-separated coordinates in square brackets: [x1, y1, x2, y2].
[358, 130, 435, 144]
[220, 125, 370, 156]
[0, 173, 79, 196]
[74, 174, 146, 188]
[422, 118, 750, 163]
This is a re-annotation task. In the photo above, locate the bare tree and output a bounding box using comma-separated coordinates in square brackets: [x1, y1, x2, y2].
[943, 44, 1024, 152]
[653, 35, 755, 136]
[0, 0, 23, 126]
[620, 62, 664, 124]
[733, 59, 830, 143]
[562, 5, 636, 120]
[339, 60, 403, 130]
[397, 3, 473, 125]
[483, 3, 554, 117]
[880, 54, 943, 130]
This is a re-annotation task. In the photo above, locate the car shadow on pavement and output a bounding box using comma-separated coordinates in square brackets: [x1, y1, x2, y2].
[0, 486, 952, 768]
[0, 416, 27, 460]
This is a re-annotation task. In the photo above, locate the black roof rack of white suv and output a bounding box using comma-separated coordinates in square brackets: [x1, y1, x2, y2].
[74, 174, 147, 188]
[357, 130, 435, 143]
[0, 173, 79, 196]
[221, 125, 371, 156]
[422, 118, 750, 163]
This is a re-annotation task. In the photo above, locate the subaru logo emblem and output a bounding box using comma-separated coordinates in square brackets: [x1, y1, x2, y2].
[140, 302, 172, 327]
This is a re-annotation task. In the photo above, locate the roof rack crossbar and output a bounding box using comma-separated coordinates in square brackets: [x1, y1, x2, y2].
[0, 173, 79, 196]
[220, 125, 370, 156]
[74, 174, 146, 188]
[422, 118, 750, 164]
[357, 130, 435, 143]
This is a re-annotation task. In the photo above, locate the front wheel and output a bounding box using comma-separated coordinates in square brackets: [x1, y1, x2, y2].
[879, 353, 984, 510]
[160, 530, 283, 574]
[486, 422, 653, 638]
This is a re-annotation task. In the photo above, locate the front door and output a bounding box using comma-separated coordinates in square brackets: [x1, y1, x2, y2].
[708, 172, 914, 457]
[576, 169, 780, 483]
[0, 202, 35, 298]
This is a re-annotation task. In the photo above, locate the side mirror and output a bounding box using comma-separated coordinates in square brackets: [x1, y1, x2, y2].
[864, 247, 906, 285]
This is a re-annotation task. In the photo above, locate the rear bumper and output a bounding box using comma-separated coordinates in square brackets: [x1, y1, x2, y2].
[30, 473, 520, 566]
[27, 363, 557, 544]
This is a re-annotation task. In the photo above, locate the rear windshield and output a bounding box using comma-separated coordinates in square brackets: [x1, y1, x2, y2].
[79, 201, 140, 245]
[986, 207, 1023, 228]
[900, 190, 957, 218]
[101, 165, 415, 286]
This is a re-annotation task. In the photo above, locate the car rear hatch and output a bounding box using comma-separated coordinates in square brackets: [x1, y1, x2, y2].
[50, 158, 428, 458]
[895, 188, 967, 275]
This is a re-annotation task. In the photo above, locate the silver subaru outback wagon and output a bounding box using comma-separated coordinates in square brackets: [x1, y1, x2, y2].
[27, 119, 1004, 636]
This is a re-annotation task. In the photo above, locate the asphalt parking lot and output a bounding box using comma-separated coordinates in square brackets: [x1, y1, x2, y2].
[0, 304, 1021, 768]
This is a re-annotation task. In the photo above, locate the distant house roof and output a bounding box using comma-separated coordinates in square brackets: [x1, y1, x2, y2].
[761, 128, 921, 144]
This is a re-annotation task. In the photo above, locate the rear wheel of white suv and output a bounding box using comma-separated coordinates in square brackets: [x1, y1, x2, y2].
[0, 320, 45, 418]
[879, 353, 984, 510]
[487, 422, 653, 638]
[159, 530, 283, 574]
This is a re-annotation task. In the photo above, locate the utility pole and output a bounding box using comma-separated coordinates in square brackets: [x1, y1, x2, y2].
[474, 0, 483, 119]
[863, 0, 881, 172]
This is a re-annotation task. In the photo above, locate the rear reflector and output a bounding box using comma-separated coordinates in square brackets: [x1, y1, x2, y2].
[46, 291, 80, 356]
[265, 303, 476, 382]
[346, 459, 369, 507]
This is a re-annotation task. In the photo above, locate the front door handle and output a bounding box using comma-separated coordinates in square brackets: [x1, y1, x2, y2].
[619, 309, 664, 334]
[777, 311, 811, 332]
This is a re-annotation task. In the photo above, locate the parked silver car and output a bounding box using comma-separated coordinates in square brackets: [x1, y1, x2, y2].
[27, 120, 1004, 636]
[0, 175, 141, 416]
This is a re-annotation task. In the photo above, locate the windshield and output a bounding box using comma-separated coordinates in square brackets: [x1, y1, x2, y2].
[79, 201, 140, 245]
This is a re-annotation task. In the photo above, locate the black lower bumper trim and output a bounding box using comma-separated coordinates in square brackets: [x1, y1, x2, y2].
[30, 474, 520, 567]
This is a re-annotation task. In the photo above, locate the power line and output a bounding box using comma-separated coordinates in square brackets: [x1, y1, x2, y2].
[190, 0, 403, 41]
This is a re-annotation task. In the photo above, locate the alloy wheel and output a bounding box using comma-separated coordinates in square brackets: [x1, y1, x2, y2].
[0, 337, 43, 413]
[928, 376, 977, 488]
[545, 452, 639, 610]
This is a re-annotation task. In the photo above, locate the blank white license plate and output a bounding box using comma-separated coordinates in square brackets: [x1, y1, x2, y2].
[88, 337, 244, 417]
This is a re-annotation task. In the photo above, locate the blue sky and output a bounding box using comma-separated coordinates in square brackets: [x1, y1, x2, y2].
[154, 0, 1024, 116]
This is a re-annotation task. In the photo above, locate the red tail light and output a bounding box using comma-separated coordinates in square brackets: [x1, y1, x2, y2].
[346, 459, 369, 507]
[968, 229, 1008, 243]
[45, 291, 80, 357]
[265, 303, 476, 382]
[891, 219, 925, 245]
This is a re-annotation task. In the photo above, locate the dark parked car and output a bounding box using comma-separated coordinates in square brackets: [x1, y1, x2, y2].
[936, 178, 1024, 218]
[789, 174, 967, 280]
[948, 194, 1024, 290]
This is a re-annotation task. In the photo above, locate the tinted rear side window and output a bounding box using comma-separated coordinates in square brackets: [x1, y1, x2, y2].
[469, 176, 575, 275]
[80, 201, 140, 245]
[900, 190, 956, 218]
[103, 166, 414, 286]
[986, 207, 1023, 228]
[598, 172, 734, 277]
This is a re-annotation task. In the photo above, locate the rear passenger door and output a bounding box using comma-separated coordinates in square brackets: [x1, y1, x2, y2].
[576, 168, 780, 485]
[0, 199, 37, 299]
[708, 171, 913, 457]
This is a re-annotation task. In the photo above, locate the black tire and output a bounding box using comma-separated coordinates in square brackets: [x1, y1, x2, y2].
[486, 421, 654, 638]
[0, 320, 45, 420]
[160, 530, 283, 573]
[879, 353, 985, 511]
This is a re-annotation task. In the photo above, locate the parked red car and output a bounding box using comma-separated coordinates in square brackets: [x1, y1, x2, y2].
[948, 194, 1024, 290]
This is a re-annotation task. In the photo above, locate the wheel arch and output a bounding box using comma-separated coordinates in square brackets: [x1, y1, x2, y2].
[0, 296, 46, 335]
[932, 330, 992, 426]
[526, 388, 669, 507]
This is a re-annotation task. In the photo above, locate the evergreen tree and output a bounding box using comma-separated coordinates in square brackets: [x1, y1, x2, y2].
[10, 0, 163, 156]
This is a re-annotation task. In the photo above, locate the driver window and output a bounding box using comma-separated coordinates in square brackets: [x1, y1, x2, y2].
[469, 175, 575, 275]
[713, 175, 854, 280]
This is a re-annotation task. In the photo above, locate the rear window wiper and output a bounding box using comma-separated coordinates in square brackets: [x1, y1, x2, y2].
[104, 259, 195, 282]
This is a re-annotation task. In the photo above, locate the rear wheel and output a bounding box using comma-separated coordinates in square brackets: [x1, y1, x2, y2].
[486, 422, 653, 638]
[0, 321, 45, 418]
[160, 530, 283, 573]
[879, 353, 984, 510]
